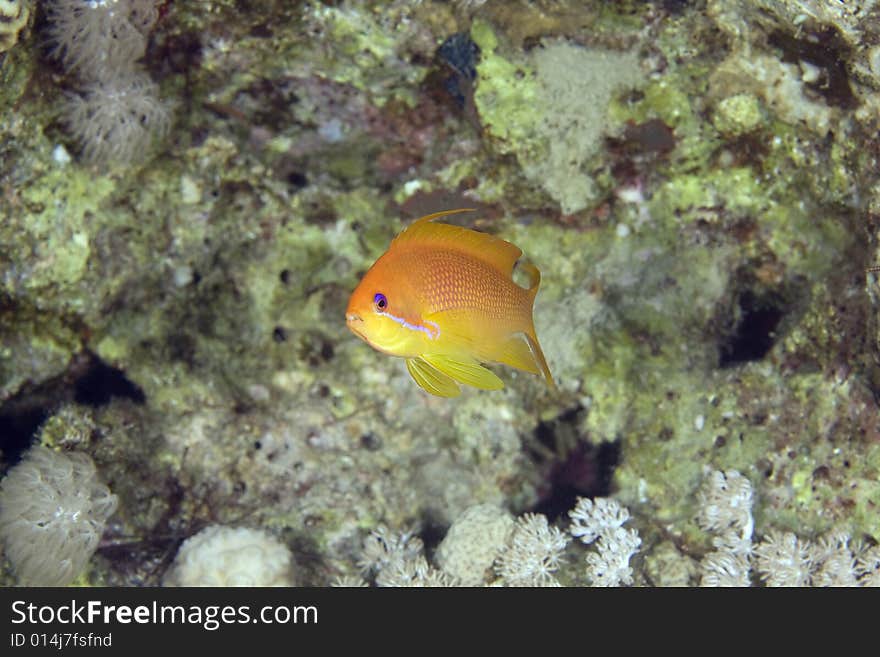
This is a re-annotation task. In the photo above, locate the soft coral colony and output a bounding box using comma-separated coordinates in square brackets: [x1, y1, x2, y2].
[46, 0, 170, 165]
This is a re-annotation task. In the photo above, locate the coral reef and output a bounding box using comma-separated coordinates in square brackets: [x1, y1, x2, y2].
[696, 469, 879, 586]
[345, 474, 878, 587]
[1, 0, 880, 588]
[346, 497, 642, 587]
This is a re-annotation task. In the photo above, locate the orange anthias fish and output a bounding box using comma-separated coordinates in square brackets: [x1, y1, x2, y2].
[345, 209, 555, 397]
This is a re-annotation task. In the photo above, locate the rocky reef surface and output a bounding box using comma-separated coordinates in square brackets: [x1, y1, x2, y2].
[1, 0, 879, 586]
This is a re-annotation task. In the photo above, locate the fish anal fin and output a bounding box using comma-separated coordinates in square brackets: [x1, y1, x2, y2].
[394, 210, 522, 276]
[522, 331, 556, 390]
[406, 357, 461, 397]
[495, 333, 541, 375]
[422, 353, 505, 391]
[495, 331, 556, 389]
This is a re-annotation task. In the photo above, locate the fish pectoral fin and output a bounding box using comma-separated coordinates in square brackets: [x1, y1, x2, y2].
[421, 310, 481, 351]
[406, 357, 461, 397]
[421, 353, 505, 391]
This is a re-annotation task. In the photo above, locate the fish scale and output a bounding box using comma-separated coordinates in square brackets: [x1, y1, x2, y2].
[407, 249, 527, 324]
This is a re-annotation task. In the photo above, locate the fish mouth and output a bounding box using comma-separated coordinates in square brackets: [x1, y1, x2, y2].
[346, 313, 365, 337]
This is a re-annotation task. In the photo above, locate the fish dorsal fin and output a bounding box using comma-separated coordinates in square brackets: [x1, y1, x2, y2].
[393, 209, 522, 276]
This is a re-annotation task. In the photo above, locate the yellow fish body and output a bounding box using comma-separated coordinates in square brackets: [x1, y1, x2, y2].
[345, 209, 554, 397]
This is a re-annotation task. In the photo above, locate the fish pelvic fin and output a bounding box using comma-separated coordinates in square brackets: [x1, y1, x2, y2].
[421, 353, 505, 391]
[406, 357, 461, 397]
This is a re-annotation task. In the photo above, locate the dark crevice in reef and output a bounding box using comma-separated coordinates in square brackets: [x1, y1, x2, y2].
[419, 519, 448, 557]
[529, 404, 622, 521]
[768, 25, 858, 109]
[719, 290, 786, 368]
[73, 352, 146, 407]
[533, 441, 622, 521]
[435, 31, 480, 111]
[0, 405, 50, 467]
[0, 351, 145, 465]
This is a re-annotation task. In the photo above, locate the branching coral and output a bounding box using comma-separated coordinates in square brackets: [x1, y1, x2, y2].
[697, 469, 754, 586]
[354, 525, 452, 587]
[495, 513, 569, 587]
[698, 469, 879, 587]
[569, 497, 641, 586]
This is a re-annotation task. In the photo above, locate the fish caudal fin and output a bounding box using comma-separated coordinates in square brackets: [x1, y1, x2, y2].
[422, 353, 505, 391]
[406, 357, 460, 397]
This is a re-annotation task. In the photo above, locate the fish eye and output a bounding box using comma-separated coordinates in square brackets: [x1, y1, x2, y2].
[373, 293, 387, 311]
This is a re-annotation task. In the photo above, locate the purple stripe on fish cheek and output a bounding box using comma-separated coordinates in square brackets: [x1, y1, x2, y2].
[377, 310, 440, 340]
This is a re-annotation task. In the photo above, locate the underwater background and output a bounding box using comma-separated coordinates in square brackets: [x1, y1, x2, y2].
[1, 0, 879, 586]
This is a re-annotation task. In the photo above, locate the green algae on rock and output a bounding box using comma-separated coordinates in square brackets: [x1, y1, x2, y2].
[471, 19, 644, 215]
[0, 0, 28, 54]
